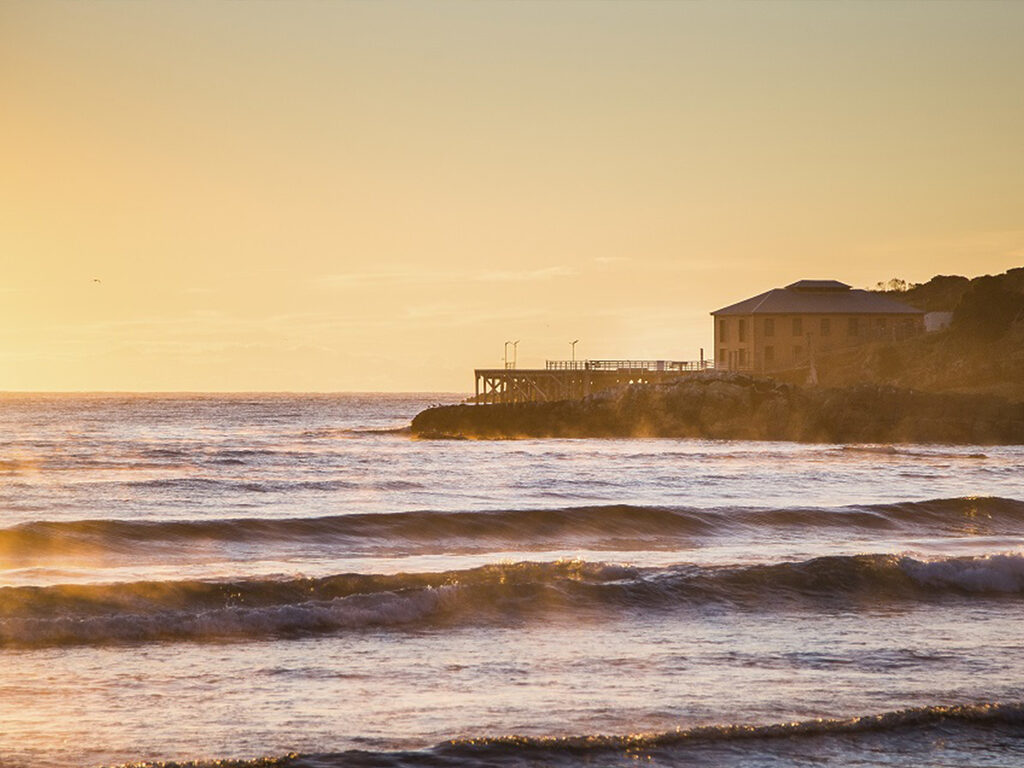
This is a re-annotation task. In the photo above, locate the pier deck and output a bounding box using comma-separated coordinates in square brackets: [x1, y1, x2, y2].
[474, 359, 712, 404]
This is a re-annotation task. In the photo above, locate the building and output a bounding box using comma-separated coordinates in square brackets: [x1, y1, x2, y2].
[925, 311, 954, 333]
[711, 279, 925, 373]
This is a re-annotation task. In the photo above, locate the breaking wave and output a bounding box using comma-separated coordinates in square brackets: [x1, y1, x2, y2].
[439, 701, 1024, 752]
[5, 553, 1024, 647]
[114, 702, 1024, 767]
[3, 496, 1021, 558]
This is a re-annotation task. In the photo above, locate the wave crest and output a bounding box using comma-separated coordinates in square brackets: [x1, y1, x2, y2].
[445, 701, 1024, 752]
[3, 496, 1021, 560]
[114, 702, 1024, 767]
[3, 554, 1023, 647]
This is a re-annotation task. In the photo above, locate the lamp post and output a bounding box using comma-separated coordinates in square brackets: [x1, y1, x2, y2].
[504, 341, 513, 369]
[570, 339, 579, 366]
[512, 340, 520, 370]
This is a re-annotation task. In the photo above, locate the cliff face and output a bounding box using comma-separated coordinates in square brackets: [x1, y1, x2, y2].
[811, 323, 1024, 402]
[411, 374, 1024, 444]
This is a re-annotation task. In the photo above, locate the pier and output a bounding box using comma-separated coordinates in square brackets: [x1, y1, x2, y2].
[474, 359, 713, 404]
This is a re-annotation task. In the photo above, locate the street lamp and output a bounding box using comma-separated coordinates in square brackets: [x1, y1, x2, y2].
[504, 340, 513, 369]
[512, 340, 520, 369]
[570, 339, 579, 365]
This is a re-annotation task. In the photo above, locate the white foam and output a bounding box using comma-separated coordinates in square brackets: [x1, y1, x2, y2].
[901, 553, 1024, 593]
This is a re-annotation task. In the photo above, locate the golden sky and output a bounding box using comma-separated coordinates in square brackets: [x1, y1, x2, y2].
[2, 1, 1022, 391]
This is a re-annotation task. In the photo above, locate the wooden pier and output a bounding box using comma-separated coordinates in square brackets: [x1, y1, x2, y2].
[474, 359, 713, 404]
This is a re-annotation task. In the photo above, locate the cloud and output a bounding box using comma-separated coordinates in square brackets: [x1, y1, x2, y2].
[476, 266, 575, 282]
[316, 265, 576, 288]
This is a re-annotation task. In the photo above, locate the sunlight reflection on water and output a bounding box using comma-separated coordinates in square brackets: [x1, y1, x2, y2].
[0, 394, 1022, 767]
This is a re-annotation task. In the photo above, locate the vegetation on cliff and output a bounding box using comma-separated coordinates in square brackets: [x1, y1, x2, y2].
[873, 267, 1024, 315]
[825, 267, 1024, 400]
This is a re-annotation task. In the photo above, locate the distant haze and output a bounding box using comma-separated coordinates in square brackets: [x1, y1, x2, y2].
[2, 1, 1022, 391]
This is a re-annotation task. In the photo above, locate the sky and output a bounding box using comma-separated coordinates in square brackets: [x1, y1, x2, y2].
[2, 1, 1022, 392]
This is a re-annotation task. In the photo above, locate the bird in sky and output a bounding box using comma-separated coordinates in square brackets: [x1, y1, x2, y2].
[92, 278, 101, 283]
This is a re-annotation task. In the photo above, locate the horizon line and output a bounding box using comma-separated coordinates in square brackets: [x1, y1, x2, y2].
[0, 389, 472, 396]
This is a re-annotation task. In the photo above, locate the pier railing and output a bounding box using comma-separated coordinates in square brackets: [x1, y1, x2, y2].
[545, 359, 712, 372]
[475, 359, 714, 404]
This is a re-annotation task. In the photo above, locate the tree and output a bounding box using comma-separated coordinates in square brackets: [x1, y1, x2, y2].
[873, 278, 916, 293]
[952, 276, 1024, 339]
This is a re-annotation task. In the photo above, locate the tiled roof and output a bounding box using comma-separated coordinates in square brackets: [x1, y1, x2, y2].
[785, 279, 851, 291]
[712, 281, 924, 316]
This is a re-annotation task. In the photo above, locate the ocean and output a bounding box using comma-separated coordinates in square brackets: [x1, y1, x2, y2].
[1, 393, 1023, 767]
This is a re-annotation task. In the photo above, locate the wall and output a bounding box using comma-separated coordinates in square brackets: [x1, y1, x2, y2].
[715, 313, 925, 372]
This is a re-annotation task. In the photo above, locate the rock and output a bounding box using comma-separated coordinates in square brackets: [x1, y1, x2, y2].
[410, 375, 1024, 444]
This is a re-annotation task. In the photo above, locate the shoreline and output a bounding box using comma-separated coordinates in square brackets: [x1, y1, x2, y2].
[411, 373, 1024, 445]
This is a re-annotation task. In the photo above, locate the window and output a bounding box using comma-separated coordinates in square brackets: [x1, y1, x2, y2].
[792, 317, 803, 336]
[764, 318, 775, 337]
[821, 318, 831, 336]
[793, 345, 803, 360]
[764, 346, 775, 365]
[718, 348, 726, 368]
[738, 349, 747, 367]
[719, 318, 728, 342]
[848, 317, 859, 337]
[738, 319, 747, 342]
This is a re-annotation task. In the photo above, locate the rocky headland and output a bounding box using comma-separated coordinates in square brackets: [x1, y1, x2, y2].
[413, 268, 1024, 444]
[412, 373, 1024, 444]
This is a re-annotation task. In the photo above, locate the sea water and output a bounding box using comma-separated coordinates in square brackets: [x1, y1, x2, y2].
[1, 393, 1023, 767]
